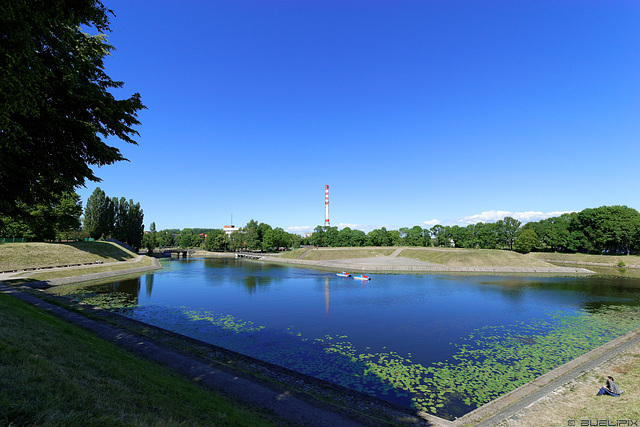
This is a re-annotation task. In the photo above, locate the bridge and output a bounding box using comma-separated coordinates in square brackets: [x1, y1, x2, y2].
[162, 249, 195, 258]
[235, 252, 263, 260]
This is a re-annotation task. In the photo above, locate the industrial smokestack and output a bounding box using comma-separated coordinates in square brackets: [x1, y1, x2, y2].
[324, 185, 330, 227]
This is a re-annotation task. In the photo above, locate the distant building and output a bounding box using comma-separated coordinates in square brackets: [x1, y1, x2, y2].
[223, 225, 240, 237]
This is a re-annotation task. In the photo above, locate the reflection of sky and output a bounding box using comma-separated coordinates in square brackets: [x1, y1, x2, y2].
[88, 258, 640, 366]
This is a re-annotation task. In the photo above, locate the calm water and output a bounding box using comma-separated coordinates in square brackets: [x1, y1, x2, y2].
[74, 258, 640, 419]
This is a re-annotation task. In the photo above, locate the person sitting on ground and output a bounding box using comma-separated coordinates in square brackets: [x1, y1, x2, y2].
[597, 376, 621, 396]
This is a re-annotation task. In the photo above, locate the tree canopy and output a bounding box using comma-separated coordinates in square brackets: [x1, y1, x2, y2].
[0, 0, 144, 218]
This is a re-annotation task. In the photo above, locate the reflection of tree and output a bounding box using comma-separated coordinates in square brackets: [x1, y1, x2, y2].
[204, 258, 233, 269]
[145, 273, 154, 297]
[241, 275, 273, 293]
[324, 276, 330, 316]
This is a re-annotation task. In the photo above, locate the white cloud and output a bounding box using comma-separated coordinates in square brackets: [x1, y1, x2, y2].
[286, 225, 314, 234]
[338, 222, 359, 229]
[455, 210, 575, 225]
[421, 219, 440, 227]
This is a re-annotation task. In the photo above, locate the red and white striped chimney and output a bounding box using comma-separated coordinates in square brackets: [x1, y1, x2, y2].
[324, 185, 330, 227]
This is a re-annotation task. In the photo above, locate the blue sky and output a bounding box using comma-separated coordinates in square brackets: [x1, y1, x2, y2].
[78, 0, 640, 234]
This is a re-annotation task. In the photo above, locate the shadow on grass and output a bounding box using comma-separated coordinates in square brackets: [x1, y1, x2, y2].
[60, 241, 134, 262]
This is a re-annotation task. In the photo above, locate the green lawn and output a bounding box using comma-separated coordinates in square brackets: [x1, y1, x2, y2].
[529, 251, 640, 267]
[0, 292, 280, 427]
[399, 247, 556, 267]
[0, 241, 137, 271]
[295, 248, 395, 260]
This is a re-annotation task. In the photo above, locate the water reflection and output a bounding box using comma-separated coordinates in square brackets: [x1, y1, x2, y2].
[324, 276, 330, 316]
[70, 258, 640, 419]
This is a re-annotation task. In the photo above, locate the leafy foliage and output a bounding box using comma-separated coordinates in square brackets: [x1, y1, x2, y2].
[0, 192, 82, 240]
[82, 187, 144, 250]
[0, 0, 145, 218]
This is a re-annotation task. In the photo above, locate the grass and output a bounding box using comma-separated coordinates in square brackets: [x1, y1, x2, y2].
[294, 248, 395, 261]
[399, 247, 556, 268]
[0, 292, 280, 427]
[529, 251, 640, 267]
[19, 256, 154, 281]
[0, 241, 137, 271]
[496, 343, 640, 426]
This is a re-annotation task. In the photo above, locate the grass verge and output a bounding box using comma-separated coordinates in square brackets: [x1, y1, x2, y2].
[497, 343, 640, 426]
[297, 248, 395, 261]
[0, 241, 137, 271]
[399, 248, 556, 268]
[529, 252, 640, 268]
[0, 292, 280, 427]
[19, 256, 154, 281]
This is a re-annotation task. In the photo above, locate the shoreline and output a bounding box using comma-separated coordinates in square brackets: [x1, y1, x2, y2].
[2, 253, 638, 425]
[256, 254, 595, 275]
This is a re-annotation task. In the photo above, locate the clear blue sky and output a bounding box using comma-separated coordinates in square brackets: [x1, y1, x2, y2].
[77, 0, 640, 234]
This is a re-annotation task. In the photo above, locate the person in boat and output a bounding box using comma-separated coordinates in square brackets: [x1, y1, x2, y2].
[597, 376, 621, 396]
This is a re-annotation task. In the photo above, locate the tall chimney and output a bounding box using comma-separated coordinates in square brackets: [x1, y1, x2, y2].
[324, 185, 330, 227]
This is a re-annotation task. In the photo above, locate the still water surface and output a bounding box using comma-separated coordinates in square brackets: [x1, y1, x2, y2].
[74, 258, 640, 419]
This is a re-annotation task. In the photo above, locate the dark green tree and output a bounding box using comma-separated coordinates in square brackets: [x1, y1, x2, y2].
[0, 0, 145, 218]
[83, 188, 110, 239]
[514, 228, 538, 254]
[0, 191, 82, 240]
[203, 229, 228, 252]
[142, 221, 157, 254]
[496, 217, 521, 250]
[156, 230, 175, 249]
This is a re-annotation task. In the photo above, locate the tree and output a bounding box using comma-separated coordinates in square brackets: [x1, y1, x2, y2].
[243, 220, 261, 250]
[514, 228, 538, 254]
[178, 228, 201, 249]
[496, 217, 521, 250]
[0, 1, 145, 218]
[203, 229, 228, 252]
[263, 227, 289, 250]
[142, 221, 158, 254]
[156, 230, 175, 248]
[0, 191, 82, 240]
[337, 227, 353, 247]
[83, 188, 110, 239]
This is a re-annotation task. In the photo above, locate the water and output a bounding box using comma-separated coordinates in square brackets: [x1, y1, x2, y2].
[71, 258, 640, 419]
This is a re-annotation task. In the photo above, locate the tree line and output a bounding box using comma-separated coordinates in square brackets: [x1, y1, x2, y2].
[149, 220, 302, 252]
[303, 205, 640, 255]
[83, 188, 144, 250]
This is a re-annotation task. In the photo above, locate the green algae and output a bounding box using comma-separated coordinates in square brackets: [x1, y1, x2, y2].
[66, 287, 640, 420]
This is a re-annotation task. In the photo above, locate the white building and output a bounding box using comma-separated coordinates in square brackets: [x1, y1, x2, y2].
[223, 225, 240, 237]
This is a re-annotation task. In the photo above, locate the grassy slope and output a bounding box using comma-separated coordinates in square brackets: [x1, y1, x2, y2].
[399, 248, 556, 268]
[301, 248, 395, 261]
[0, 292, 278, 427]
[529, 251, 640, 267]
[0, 241, 137, 271]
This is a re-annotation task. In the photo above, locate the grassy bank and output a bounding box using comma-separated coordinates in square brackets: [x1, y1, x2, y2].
[529, 251, 640, 267]
[497, 343, 640, 426]
[399, 247, 556, 267]
[18, 256, 154, 281]
[0, 241, 137, 271]
[0, 292, 279, 426]
[280, 248, 395, 260]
